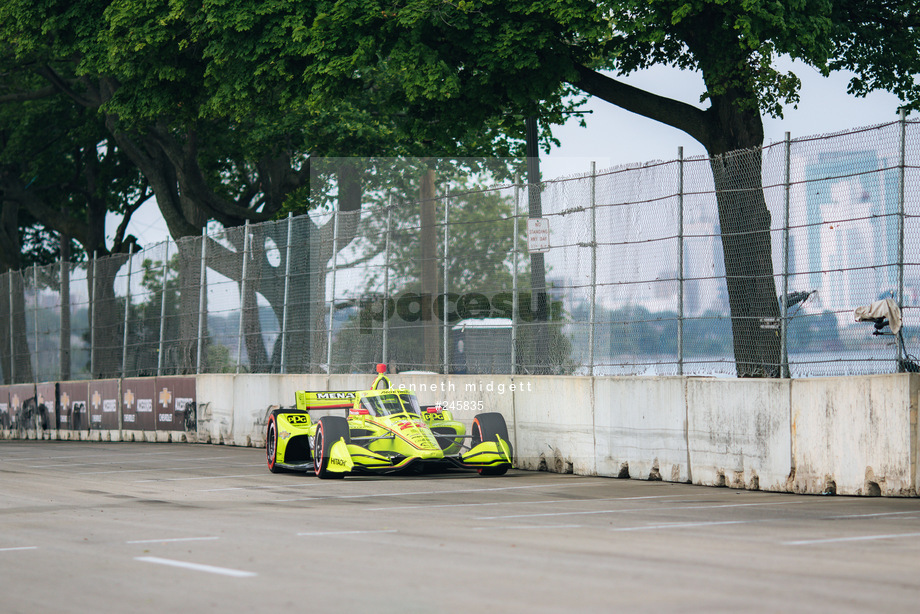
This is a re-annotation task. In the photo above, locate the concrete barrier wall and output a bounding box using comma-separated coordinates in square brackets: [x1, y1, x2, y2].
[594, 377, 689, 483]
[512, 376, 595, 475]
[5, 372, 918, 497]
[687, 378, 792, 492]
[790, 375, 919, 496]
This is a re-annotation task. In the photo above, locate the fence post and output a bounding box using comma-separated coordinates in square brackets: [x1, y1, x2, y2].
[279, 214, 293, 374]
[511, 175, 520, 375]
[326, 211, 339, 374]
[589, 162, 597, 376]
[898, 108, 907, 368]
[442, 191, 450, 375]
[236, 222, 250, 374]
[196, 228, 208, 375]
[60, 250, 70, 381]
[8, 271, 13, 384]
[121, 245, 134, 378]
[382, 198, 392, 366]
[91, 252, 97, 378]
[677, 148, 684, 376]
[32, 266, 39, 381]
[782, 132, 791, 378]
[157, 241, 169, 376]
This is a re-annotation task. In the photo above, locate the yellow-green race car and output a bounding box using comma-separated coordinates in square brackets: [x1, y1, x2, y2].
[265, 365, 513, 478]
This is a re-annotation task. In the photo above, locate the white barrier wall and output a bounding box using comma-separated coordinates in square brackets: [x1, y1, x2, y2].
[197, 374, 329, 446]
[687, 379, 792, 492]
[192, 372, 918, 496]
[11, 373, 918, 496]
[512, 376, 596, 474]
[790, 375, 919, 496]
[594, 377, 689, 483]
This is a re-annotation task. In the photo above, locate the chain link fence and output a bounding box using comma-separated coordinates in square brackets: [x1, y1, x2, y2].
[4, 119, 920, 383]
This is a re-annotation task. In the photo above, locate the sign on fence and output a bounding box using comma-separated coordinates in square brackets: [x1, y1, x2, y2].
[527, 218, 550, 253]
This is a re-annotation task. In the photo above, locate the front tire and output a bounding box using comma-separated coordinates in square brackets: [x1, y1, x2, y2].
[472, 413, 512, 476]
[313, 416, 350, 479]
[266, 414, 284, 473]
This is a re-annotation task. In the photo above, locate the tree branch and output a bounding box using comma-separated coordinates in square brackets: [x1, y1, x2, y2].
[568, 63, 712, 149]
[34, 65, 100, 108]
[0, 84, 60, 104]
[147, 125, 273, 226]
[6, 186, 90, 246]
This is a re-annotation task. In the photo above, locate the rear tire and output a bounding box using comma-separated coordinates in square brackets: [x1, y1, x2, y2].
[471, 413, 512, 476]
[313, 416, 350, 479]
[266, 414, 284, 473]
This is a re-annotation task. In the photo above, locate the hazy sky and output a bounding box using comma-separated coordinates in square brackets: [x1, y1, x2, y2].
[110, 58, 912, 248]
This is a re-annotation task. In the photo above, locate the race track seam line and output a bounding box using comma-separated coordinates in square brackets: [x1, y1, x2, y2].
[135, 556, 257, 577]
[477, 500, 806, 520]
[271, 480, 634, 503]
[296, 529, 398, 537]
[367, 494, 701, 512]
[127, 536, 220, 544]
[783, 531, 920, 546]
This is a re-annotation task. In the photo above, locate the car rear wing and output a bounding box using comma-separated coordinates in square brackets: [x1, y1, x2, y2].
[295, 390, 357, 412]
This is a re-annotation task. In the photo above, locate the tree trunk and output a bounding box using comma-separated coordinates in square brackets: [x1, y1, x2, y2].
[175, 236, 204, 374]
[526, 117, 549, 374]
[0, 271, 35, 384]
[89, 254, 130, 378]
[704, 97, 781, 377]
[709, 150, 781, 376]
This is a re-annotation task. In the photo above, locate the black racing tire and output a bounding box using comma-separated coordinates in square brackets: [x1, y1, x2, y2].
[313, 416, 350, 479]
[472, 412, 512, 476]
[266, 413, 285, 473]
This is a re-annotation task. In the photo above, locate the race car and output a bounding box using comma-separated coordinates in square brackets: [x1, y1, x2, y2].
[265, 364, 513, 478]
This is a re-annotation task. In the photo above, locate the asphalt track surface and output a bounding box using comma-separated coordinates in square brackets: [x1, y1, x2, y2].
[3, 442, 920, 613]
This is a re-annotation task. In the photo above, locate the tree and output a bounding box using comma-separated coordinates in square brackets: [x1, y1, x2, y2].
[0, 64, 147, 380]
[303, 0, 920, 376]
[0, 0, 555, 374]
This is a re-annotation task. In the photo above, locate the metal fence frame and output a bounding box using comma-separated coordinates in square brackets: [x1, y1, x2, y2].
[5, 117, 919, 383]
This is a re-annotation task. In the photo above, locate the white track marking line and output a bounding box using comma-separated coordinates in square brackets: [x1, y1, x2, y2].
[43, 456, 239, 469]
[822, 511, 920, 520]
[473, 525, 583, 531]
[200, 482, 329, 492]
[297, 529, 398, 537]
[135, 556, 257, 577]
[784, 531, 920, 546]
[81, 460, 251, 475]
[200, 485, 285, 492]
[478, 500, 804, 520]
[0, 546, 38, 552]
[368, 494, 700, 512]
[127, 537, 219, 544]
[272, 481, 637, 503]
[610, 519, 768, 532]
[4, 451, 173, 462]
[135, 474, 266, 483]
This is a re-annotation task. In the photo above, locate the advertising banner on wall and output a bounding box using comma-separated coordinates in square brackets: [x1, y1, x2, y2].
[59, 381, 89, 431]
[154, 376, 197, 431]
[10, 384, 37, 429]
[0, 386, 8, 429]
[36, 383, 57, 429]
[89, 379, 120, 430]
[122, 378, 156, 431]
